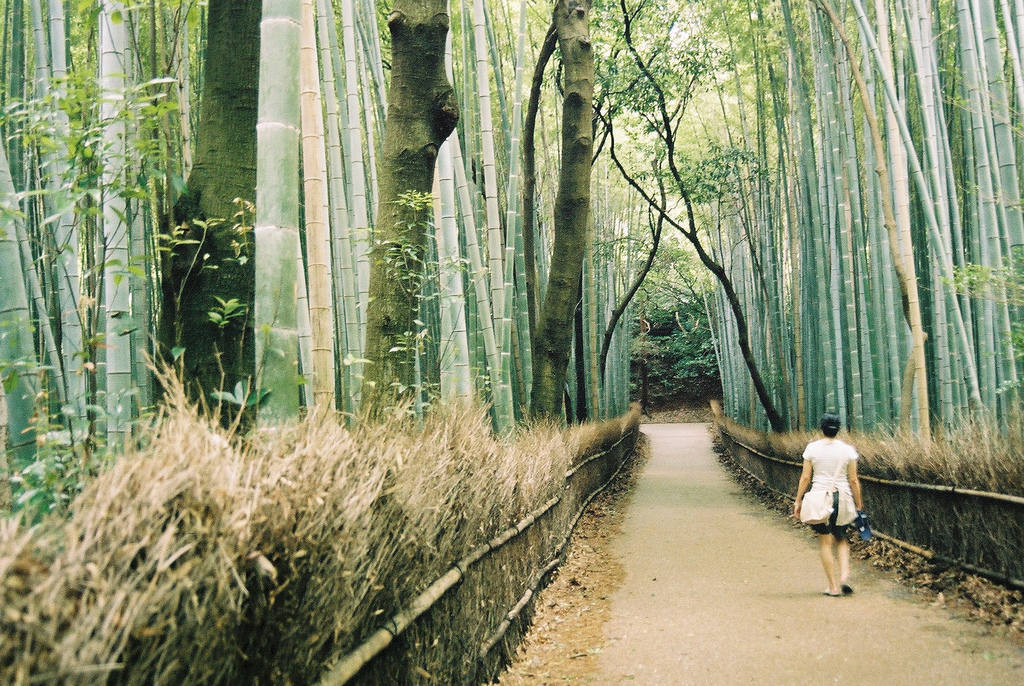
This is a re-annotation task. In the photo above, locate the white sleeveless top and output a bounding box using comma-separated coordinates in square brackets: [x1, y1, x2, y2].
[802, 437, 857, 493]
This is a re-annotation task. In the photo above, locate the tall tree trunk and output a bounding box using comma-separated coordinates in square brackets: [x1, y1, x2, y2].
[531, 0, 595, 419]
[161, 0, 261, 402]
[361, 0, 458, 412]
[6, 0, 26, 194]
[573, 278, 587, 422]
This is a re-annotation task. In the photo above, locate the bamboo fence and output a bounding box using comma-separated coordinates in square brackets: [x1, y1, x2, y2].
[715, 421, 1024, 591]
[324, 406, 641, 685]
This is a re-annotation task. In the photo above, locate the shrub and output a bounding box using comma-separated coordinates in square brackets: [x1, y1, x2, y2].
[1, 380, 584, 685]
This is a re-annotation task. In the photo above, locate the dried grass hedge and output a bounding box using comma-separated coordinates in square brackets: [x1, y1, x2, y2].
[711, 402, 1024, 496]
[0, 382, 639, 685]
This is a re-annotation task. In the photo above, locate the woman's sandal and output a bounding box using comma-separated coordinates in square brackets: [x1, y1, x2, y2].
[822, 590, 842, 597]
[841, 584, 854, 595]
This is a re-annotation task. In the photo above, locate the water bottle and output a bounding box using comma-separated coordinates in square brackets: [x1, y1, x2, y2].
[855, 510, 872, 540]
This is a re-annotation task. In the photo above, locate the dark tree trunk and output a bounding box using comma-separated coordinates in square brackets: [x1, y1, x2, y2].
[361, 0, 458, 412]
[600, 210, 662, 379]
[573, 277, 587, 423]
[531, 0, 595, 419]
[607, 1, 787, 431]
[639, 358, 649, 415]
[160, 0, 261, 402]
[523, 23, 557, 340]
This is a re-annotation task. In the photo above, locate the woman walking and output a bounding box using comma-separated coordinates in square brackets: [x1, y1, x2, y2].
[793, 412, 864, 596]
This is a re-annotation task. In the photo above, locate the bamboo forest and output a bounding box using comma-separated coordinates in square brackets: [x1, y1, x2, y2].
[3, 0, 1022, 456]
[1, 0, 1023, 682]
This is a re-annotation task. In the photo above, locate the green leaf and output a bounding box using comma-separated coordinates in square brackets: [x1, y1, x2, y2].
[245, 390, 269, 408]
[2, 370, 17, 394]
[211, 390, 239, 405]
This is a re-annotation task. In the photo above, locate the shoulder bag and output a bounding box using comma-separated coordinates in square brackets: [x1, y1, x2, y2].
[799, 458, 854, 525]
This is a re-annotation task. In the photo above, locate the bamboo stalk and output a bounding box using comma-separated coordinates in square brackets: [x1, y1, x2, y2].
[255, 0, 302, 422]
[100, 0, 133, 444]
[300, 0, 336, 408]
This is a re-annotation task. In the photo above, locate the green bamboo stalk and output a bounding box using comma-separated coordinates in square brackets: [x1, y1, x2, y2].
[976, 0, 1024, 253]
[0, 384, 9, 509]
[435, 28, 472, 403]
[23, 0, 76, 410]
[972, 0, 1021, 401]
[357, 47, 380, 229]
[874, 0, 917, 425]
[818, 0, 930, 432]
[470, 0, 507, 344]
[45, 0, 86, 421]
[355, 0, 387, 131]
[957, 0, 1022, 410]
[904, 0, 962, 420]
[100, 0, 133, 444]
[340, 0, 370, 349]
[300, 0, 336, 408]
[255, 0, 302, 423]
[435, 143, 472, 401]
[851, 0, 982, 411]
[0, 143, 39, 463]
[451, 134, 513, 429]
[295, 243, 313, 408]
[316, 0, 357, 411]
[27, 0, 49, 97]
[505, 0, 532, 408]
[584, 219, 600, 418]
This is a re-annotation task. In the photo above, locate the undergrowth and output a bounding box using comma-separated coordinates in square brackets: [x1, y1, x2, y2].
[717, 410, 1024, 496]
[0, 378, 584, 685]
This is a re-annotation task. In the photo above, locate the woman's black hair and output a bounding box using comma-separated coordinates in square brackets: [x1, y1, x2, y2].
[820, 412, 841, 437]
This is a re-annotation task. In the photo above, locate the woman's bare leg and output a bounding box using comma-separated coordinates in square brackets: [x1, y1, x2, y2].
[837, 536, 851, 588]
[818, 534, 839, 594]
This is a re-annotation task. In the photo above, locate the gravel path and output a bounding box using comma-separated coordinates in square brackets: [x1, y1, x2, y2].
[592, 423, 1024, 685]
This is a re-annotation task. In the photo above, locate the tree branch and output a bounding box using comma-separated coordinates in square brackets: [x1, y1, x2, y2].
[522, 21, 558, 339]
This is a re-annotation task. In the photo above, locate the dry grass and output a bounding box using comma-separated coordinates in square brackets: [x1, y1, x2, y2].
[0, 380, 581, 685]
[712, 403, 1024, 496]
[851, 413, 1024, 496]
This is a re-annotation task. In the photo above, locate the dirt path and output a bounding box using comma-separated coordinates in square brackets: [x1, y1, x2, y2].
[503, 423, 1024, 685]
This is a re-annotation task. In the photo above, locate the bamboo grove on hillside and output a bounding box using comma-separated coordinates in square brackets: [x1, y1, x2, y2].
[0, 0, 643, 480]
[616, 0, 1022, 433]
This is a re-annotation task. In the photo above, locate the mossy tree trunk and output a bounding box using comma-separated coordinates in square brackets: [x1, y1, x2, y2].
[530, 0, 594, 420]
[160, 0, 261, 402]
[361, 0, 458, 412]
